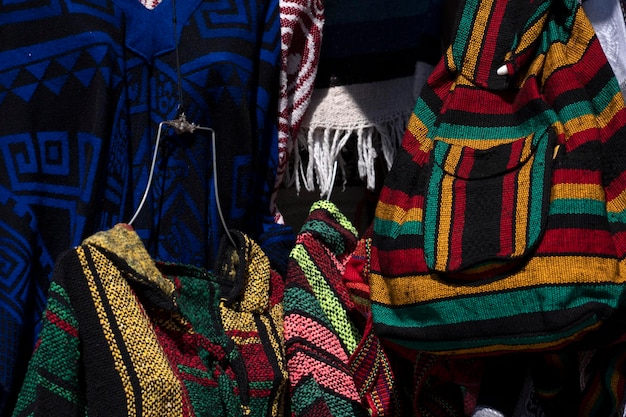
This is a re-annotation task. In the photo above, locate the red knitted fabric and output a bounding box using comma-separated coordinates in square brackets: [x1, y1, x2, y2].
[273, 0, 325, 221]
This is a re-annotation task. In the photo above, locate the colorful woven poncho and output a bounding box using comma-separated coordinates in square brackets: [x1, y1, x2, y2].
[11, 224, 288, 416]
[284, 201, 400, 417]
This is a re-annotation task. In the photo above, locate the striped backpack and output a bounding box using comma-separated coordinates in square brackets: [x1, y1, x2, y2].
[370, 0, 626, 355]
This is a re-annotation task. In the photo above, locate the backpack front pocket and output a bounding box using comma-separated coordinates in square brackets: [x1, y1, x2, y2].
[423, 128, 556, 280]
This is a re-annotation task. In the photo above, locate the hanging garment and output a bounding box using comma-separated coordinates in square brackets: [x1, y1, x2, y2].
[509, 371, 546, 417]
[411, 351, 484, 417]
[370, 0, 626, 355]
[284, 0, 443, 197]
[284, 200, 401, 417]
[345, 226, 485, 417]
[11, 224, 288, 417]
[272, 0, 325, 222]
[215, 230, 289, 417]
[0, 0, 288, 411]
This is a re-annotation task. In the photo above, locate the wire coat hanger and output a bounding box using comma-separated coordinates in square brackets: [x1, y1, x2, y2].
[127, 0, 236, 248]
[127, 112, 237, 248]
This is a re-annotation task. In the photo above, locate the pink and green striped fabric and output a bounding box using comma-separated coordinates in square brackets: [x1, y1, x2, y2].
[284, 201, 400, 417]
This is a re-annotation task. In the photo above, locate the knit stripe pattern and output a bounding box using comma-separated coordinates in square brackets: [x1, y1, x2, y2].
[344, 232, 403, 417]
[370, 0, 626, 355]
[273, 0, 325, 222]
[12, 225, 191, 416]
[422, 128, 553, 278]
[11, 225, 286, 416]
[216, 230, 289, 417]
[284, 201, 398, 417]
[10, 280, 86, 416]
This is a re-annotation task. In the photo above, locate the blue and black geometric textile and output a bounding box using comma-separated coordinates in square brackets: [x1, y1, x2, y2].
[0, 0, 287, 412]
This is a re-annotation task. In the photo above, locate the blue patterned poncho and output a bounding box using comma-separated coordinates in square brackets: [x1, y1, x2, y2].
[0, 0, 287, 411]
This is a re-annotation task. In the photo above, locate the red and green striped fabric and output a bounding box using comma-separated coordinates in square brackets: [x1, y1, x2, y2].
[11, 225, 289, 417]
[370, 0, 626, 355]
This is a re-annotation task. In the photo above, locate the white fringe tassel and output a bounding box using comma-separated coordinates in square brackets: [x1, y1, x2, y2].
[283, 61, 433, 198]
[287, 113, 408, 198]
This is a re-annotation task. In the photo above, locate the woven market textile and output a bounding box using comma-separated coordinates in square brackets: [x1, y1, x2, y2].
[11, 224, 288, 416]
[284, 200, 400, 417]
[371, 0, 626, 355]
[0, 0, 287, 411]
[215, 230, 289, 417]
[285, 0, 443, 197]
[273, 0, 325, 221]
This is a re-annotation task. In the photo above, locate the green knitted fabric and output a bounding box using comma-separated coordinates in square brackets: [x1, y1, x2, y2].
[11, 281, 86, 416]
[12, 224, 287, 416]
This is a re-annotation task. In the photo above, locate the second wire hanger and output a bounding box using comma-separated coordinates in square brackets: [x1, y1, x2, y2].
[128, 112, 237, 248]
